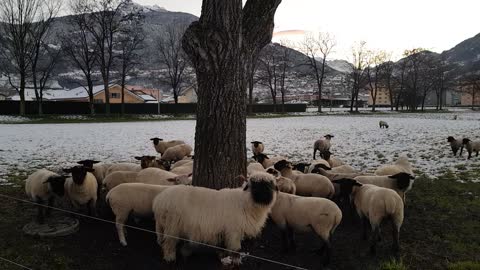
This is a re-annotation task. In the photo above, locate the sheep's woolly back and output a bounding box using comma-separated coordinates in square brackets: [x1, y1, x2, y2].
[153, 174, 276, 247]
[160, 144, 193, 162]
[106, 163, 142, 176]
[171, 159, 193, 170]
[313, 138, 331, 152]
[136, 168, 178, 185]
[276, 176, 296, 194]
[247, 162, 265, 176]
[327, 156, 345, 168]
[103, 171, 139, 191]
[270, 192, 342, 241]
[170, 162, 193, 175]
[65, 172, 97, 206]
[375, 155, 413, 176]
[262, 156, 287, 169]
[331, 165, 357, 173]
[307, 159, 331, 173]
[466, 140, 480, 152]
[353, 184, 404, 227]
[25, 169, 58, 200]
[91, 163, 112, 184]
[154, 140, 186, 155]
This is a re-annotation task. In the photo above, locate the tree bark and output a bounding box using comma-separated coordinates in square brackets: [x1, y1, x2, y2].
[183, 0, 281, 189]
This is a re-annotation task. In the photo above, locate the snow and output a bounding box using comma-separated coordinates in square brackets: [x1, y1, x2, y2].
[1, 112, 480, 184]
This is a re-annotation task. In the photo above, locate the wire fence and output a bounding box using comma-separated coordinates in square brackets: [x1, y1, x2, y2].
[0, 193, 308, 270]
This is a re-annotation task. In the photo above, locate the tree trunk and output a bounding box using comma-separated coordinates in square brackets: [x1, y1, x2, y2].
[121, 83, 125, 116]
[19, 74, 26, 116]
[281, 91, 285, 113]
[88, 81, 95, 115]
[182, 0, 281, 189]
[248, 76, 254, 115]
[103, 79, 110, 115]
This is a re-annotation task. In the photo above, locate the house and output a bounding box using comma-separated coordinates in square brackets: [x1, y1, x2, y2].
[368, 88, 391, 106]
[163, 85, 198, 103]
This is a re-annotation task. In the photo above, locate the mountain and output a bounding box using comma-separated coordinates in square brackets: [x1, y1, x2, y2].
[441, 33, 480, 74]
[326, 59, 353, 73]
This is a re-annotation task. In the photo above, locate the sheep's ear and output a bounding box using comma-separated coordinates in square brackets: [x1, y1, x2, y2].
[187, 173, 193, 177]
[134, 156, 142, 160]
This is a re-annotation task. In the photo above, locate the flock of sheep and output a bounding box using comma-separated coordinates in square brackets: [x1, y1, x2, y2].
[22, 130, 425, 268]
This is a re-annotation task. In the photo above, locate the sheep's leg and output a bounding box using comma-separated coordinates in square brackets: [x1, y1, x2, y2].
[362, 217, 369, 240]
[161, 236, 178, 262]
[45, 197, 54, 218]
[313, 149, 317, 160]
[322, 240, 332, 266]
[287, 226, 296, 251]
[369, 225, 379, 255]
[476, 151, 479, 157]
[115, 213, 129, 246]
[392, 220, 401, 254]
[460, 147, 464, 156]
[468, 151, 472, 159]
[88, 199, 97, 217]
[225, 233, 242, 266]
[280, 228, 289, 252]
[35, 197, 45, 224]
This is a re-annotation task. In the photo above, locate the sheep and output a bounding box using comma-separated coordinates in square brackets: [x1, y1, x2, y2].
[136, 167, 192, 186]
[313, 134, 334, 160]
[25, 169, 67, 224]
[170, 161, 193, 176]
[274, 160, 335, 199]
[354, 173, 415, 204]
[247, 162, 265, 176]
[160, 143, 193, 164]
[152, 172, 277, 264]
[321, 150, 345, 168]
[331, 165, 358, 174]
[134, 156, 167, 170]
[106, 163, 142, 176]
[251, 141, 264, 155]
[307, 159, 331, 173]
[275, 176, 296, 194]
[252, 153, 288, 169]
[77, 160, 112, 186]
[447, 136, 464, 157]
[311, 164, 370, 181]
[63, 165, 98, 216]
[102, 171, 140, 191]
[332, 179, 404, 255]
[292, 162, 311, 173]
[106, 183, 172, 246]
[270, 192, 342, 266]
[462, 138, 480, 159]
[150, 138, 186, 155]
[379, 120, 389, 129]
[170, 158, 193, 170]
[374, 154, 414, 176]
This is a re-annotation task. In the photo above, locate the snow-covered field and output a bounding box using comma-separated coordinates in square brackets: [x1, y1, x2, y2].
[1, 112, 480, 184]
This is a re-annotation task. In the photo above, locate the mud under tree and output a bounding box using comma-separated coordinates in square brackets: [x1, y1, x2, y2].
[182, 0, 282, 189]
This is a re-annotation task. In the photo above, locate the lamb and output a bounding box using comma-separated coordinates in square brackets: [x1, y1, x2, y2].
[270, 192, 342, 266]
[379, 120, 389, 128]
[252, 153, 288, 169]
[247, 162, 265, 176]
[375, 154, 414, 176]
[106, 162, 142, 176]
[25, 169, 67, 224]
[251, 141, 264, 155]
[106, 183, 172, 246]
[63, 165, 98, 216]
[354, 173, 415, 204]
[274, 160, 335, 199]
[333, 179, 404, 255]
[160, 143, 193, 163]
[134, 156, 167, 170]
[152, 172, 277, 264]
[150, 137, 186, 155]
[77, 160, 112, 186]
[447, 136, 464, 156]
[321, 150, 345, 168]
[313, 134, 334, 160]
[462, 138, 480, 159]
[102, 171, 140, 191]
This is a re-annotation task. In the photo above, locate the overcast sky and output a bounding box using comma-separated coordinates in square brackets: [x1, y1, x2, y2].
[135, 0, 480, 61]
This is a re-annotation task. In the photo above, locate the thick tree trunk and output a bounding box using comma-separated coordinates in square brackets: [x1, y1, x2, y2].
[183, 0, 281, 189]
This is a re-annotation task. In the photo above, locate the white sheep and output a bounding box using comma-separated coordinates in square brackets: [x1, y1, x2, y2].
[292, 162, 311, 173]
[135, 167, 191, 186]
[25, 169, 67, 224]
[170, 158, 193, 170]
[447, 136, 464, 156]
[106, 163, 142, 176]
[374, 154, 414, 176]
[247, 162, 265, 176]
[170, 161, 193, 176]
[152, 172, 277, 264]
[270, 192, 342, 266]
[106, 183, 172, 246]
[313, 134, 334, 160]
[250, 141, 264, 155]
[77, 160, 112, 186]
[321, 150, 345, 168]
[274, 160, 335, 199]
[333, 179, 404, 255]
[63, 166, 98, 216]
[252, 153, 288, 169]
[354, 173, 415, 203]
[462, 138, 480, 159]
[276, 176, 296, 194]
[160, 144, 193, 163]
[307, 159, 331, 173]
[379, 120, 389, 128]
[311, 164, 370, 181]
[150, 138, 186, 155]
[102, 171, 140, 191]
[330, 165, 358, 174]
[134, 156, 167, 170]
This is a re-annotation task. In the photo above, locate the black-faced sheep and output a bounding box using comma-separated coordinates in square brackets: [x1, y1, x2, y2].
[252, 153, 288, 169]
[63, 165, 98, 216]
[321, 150, 345, 168]
[447, 136, 464, 156]
[333, 179, 404, 255]
[313, 134, 334, 160]
[251, 141, 264, 156]
[150, 138, 186, 155]
[379, 120, 389, 128]
[25, 169, 67, 224]
[134, 155, 167, 170]
[152, 172, 278, 264]
[462, 138, 480, 159]
[77, 159, 112, 186]
[354, 173, 415, 204]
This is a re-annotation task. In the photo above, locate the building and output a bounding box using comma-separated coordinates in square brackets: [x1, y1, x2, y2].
[0, 93, 6, 101]
[367, 88, 391, 106]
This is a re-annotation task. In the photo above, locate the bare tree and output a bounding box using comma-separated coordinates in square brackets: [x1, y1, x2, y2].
[62, 0, 99, 115]
[378, 59, 396, 111]
[349, 41, 368, 112]
[116, 10, 144, 115]
[0, 0, 51, 115]
[278, 41, 292, 113]
[393, 59, 408, 111]
[157, 24, 189, 104]
[247, 54, 260, 115]
[182, 0, 282, 189]
[258, 44, 279, 112]
[300, 32, 336, 112]
[402, 48, 428, 111]
[459, 73, 480, 110]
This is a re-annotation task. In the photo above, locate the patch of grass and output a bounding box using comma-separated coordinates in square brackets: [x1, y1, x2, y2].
[379, 259, 408, 270]
[448, 261, 480, 270]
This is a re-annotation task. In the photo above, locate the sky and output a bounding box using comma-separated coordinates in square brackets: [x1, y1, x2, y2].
[135, 0, 480, 61]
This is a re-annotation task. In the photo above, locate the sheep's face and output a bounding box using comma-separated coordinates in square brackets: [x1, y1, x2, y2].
[462, 138, 471, 145]
[245, 172, 277, 206]
[292, 162, 310, 173]
[389, 173, 415, 190]
[251, 141, 263, 148]
[252, 153, 269, 164]
[167, 173, 193, 185]
[266, 168, 280, 177]
[135, 156, 158, 169]
[63, 166, 94, 185]
[274, 160, 291, 171]
[324, 134, 334, 140]
[447, 136, 455, 142]
[44, 175, 67, 197]
[150, 137, 163, 145]
[332, 178, 362, 197]
[77, 159, 100, 169]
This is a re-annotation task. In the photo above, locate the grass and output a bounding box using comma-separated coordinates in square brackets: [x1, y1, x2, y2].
[448, 261, 480, 270]
[379, 259, 408, 270]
